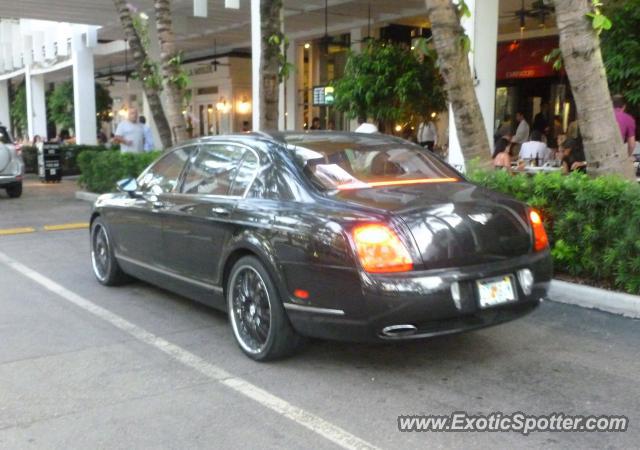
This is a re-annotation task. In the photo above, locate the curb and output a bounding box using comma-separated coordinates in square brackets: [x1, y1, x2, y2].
[548, 280, 640, 319]
[75, 191, 99, 202]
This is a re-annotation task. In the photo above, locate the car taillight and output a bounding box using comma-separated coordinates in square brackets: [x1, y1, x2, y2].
[529, 209, 549, 252]
[351, 224, 414, 273]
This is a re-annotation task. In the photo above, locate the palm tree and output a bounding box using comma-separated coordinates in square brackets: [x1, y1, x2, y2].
[554, 0, 634, 179]
[424, 0, 492, 170]
[154, 0, 189, 144]
[259, 0, 282, 130]
[113, 0, 172, 149]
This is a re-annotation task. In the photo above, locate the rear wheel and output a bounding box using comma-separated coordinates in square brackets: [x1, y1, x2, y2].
[227, 256, 305, 361]
[91, 217, 129, 286]
[6, 182, 22, 198]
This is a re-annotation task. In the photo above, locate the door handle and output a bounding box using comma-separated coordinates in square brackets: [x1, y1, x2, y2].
[152, 200, 165, 209]
[212, 207, 230, 217]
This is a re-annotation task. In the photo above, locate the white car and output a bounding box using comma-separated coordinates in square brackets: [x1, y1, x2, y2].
[0, 125, 24, 198]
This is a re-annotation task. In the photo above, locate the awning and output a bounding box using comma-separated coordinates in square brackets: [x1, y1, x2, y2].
[496, 36, 563, 81]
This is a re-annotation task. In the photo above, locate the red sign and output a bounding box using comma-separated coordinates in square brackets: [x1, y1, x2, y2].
[496, 36, 563, 81]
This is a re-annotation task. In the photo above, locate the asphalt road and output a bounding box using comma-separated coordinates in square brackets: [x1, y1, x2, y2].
[0, 177, 638, 449]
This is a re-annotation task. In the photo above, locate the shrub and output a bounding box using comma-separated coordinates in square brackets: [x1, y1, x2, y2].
[21, 143, 117, 174]
[77, 150, 161, 194]
[469, 170, 640, 294]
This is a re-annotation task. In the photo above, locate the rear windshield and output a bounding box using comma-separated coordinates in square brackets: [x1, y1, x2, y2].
[287, 136, 459, 191]
[0, 126, 12, 144]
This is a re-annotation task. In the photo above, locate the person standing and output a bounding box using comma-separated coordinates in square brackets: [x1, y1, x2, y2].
[612, 95, 637, 156]
[511, 111, 530, 156]
[417, 119, 438, 151]
[113, 108, 144, 153]
[139, 115, 155, 152]
[533, 101, 549, 134]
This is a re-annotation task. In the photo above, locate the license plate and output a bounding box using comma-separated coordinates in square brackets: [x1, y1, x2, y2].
[477, 275, 515, 308]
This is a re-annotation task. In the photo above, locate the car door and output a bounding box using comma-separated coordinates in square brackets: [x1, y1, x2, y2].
[106, 147, 192, 270]
[162, 142, 261, 287]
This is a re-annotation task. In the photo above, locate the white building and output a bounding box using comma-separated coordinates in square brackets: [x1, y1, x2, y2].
[0, 0, 564, 167]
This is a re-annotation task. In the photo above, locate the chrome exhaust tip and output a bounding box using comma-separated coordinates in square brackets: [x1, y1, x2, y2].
[381, 324, 418, 338]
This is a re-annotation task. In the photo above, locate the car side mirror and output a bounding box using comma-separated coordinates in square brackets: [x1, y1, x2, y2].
[117, 178, 138, 197]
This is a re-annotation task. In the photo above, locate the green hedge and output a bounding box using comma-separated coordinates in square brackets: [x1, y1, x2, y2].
[21, 144, 117, 174]
[77, 150, 160, 194]
[469, 170, 640, 294]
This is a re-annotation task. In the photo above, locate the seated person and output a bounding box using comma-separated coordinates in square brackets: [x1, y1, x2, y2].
[519, 131, 551, 163]
[560, 138, 587, 174]
[492, 137, 512, 171]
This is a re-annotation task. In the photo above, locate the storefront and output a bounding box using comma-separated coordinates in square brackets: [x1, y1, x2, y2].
[495, 36, 574, 137]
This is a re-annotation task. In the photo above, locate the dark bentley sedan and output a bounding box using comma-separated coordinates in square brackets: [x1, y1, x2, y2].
[90, 132, 552, 360]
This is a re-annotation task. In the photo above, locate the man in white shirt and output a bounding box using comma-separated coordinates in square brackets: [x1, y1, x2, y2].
[520, 131, 552, 163]
[114, 108, 145, 153]
[417, 120, 438, 151]
[511, 111, 530, 156]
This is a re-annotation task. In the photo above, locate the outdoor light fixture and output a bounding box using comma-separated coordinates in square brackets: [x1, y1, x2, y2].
[395, 124, 402, 132]
[304, 42, 311, 49]
[216, 98, 231, 114]
[236, 97, 251, 114]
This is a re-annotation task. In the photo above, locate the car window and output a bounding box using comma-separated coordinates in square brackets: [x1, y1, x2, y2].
[246, 165, 294, 200]
[138, 147, 191, 195]
[182, 143, 246, 196]
[229, 151, 259, 197]
[285, 136, 459, 191]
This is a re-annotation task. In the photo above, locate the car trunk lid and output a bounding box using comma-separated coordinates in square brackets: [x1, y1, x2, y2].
[333, 181, 533, 269]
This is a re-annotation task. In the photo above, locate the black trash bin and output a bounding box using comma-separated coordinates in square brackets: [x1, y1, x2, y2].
[38, 142, 62, 183]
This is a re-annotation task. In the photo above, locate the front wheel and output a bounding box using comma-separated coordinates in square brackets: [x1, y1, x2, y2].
[227, 256, 305, 361]
[90, 217, 129, 286]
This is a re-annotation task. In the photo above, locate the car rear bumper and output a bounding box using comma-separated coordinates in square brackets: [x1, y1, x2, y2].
[0, 174, 22, 186]
[284, 251, 551, 343]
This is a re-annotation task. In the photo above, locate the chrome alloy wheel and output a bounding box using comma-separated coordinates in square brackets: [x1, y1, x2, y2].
[228, 265, 272, 355]
[91, 224, 110, 282]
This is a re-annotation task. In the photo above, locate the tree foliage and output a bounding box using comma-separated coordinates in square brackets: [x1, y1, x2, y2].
[47, 81, 113, 130]
[333, 40, 446, 124]
[601, 0, 640, 114]
[10, 81, 27, 137]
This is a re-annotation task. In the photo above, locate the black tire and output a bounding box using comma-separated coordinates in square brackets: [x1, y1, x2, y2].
[90, 217, 129, 286]
[227, 256, 305, 361]
[6, 182, 22, 198]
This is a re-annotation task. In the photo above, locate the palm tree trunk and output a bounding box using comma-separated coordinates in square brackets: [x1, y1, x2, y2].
[154, 0, 189, 144]
[554, 0, 634, 179]
[260, 0, 282, 130]
[113, 0, 172, 150]
[424, 0, 492, 170]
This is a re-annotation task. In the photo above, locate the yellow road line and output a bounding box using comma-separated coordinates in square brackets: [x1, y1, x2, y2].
[43, 223, 89, 232]
[0, 227, 36, 236]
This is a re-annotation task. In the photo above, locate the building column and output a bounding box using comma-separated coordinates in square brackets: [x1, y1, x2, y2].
[285, 42, 297, 130]
[447, 0, 499, 171]
[72, 30, 97, 145]
[251, 0, 261, 131]
[25, 67, 47, 140]
[0, 80, 10, 133]
[348, 27, 365, 131]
